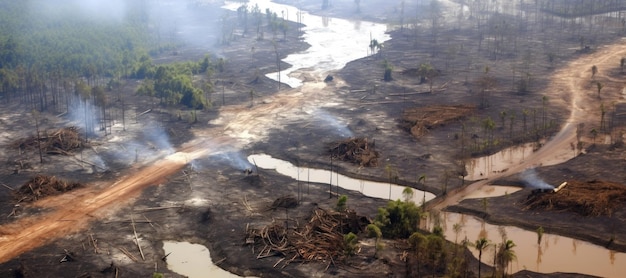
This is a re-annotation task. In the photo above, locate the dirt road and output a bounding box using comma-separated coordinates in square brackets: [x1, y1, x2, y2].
[432, 42, 626, 210]
[0, 141, 212, 263]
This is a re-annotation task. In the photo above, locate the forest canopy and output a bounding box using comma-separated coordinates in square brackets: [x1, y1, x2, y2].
[0, 0, 207, 110]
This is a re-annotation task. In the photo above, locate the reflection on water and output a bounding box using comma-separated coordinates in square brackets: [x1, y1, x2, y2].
[247, 154, 436, 203]
[432, 212, 625, 277]
[465, 143, 537, 181]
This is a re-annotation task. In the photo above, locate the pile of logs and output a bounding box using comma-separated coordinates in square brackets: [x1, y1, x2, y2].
[246, 208, 367, 269]
[400, 105, 475, 138]
[523, 180, 626, 217]
[328, 137, 379, 167]
[14, 175, 83, 202]
[13, 126, 83, 155]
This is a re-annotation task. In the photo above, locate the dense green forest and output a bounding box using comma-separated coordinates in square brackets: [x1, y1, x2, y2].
[0, 0, 213, 114]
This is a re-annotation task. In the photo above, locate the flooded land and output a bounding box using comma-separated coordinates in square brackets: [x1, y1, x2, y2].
[0, 0, 625, 277]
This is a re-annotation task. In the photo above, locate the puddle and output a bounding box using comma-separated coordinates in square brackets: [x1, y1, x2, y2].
[162, 241, 247, 278]
[463, 185, 521, 199]
[223, 0, 390, 88]
[433, 212, 625, 277]
[465, 143, 537, 181]
[248, 154, 436, 203]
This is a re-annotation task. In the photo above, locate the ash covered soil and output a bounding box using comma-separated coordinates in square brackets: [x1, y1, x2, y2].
[1, 0, 626, 277]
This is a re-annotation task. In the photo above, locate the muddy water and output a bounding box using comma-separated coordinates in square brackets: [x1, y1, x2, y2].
[434, 212, 625, 277]
[251, 154, 626, 277]
[163, 241, 249, 278]
[223, 0, 390, 88]
[248, 154, 436, 203]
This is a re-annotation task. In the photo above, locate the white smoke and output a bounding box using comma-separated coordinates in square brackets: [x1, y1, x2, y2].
[520, 168, 554, 189]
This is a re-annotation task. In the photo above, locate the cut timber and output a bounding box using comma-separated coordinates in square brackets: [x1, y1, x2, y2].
[400, 105, 475, 138]
[137, 109, 152, 117]
[328, 137, 379, 167]
[553, 182, 568, 193]
[245, 208, 368, 268]
[13, 126, 83, 155]
[14, 175, 83, 202]
[524, 180, 626, 216]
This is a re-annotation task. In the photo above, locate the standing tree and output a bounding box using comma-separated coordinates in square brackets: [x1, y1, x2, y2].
[497, 239, 517, 277]
[621, 57, 625, 74]
[402, 187, 414, 202]
[383, 59, 393, 81]
[366, 224, 383, 258]
[596, 81, 604, 99]
[417, 63, 439, 92]
[418, 174, 427, 210]
[474, 238, 490, 278]
[32, 110, 44, 164]
[591, 65, 598, 79]
[409, 232, 428, 276]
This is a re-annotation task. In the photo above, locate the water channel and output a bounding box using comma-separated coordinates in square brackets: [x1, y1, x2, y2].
[250, 154, 625, 277]
[163, 1, 625, 277]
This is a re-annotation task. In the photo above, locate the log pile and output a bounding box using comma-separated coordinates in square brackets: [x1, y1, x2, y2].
[400, 105, 475, 138]
[523, 180, 626, 216]
[14, 175, 83, 202]
[13, 126, 83, 155]
[245, 208, 368, 268]
[328, 137, 379, 167]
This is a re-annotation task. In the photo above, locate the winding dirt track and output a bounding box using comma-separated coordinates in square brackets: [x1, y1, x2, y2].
[432, 42, 626, 210]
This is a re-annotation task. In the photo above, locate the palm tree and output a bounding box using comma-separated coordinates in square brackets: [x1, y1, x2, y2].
[475, 237, 490, 277]
[402, 187, 414, 203]
[497, 239, 517, 277]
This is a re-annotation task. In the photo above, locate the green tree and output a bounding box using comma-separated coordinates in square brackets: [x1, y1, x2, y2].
[374, 199, 421, 238]
[383, 59, 393, 81]
[596, 81, 604, 98]
[366, 224, 383, 258]
[417, 63, 439, 92]
[474, 238, 490, 278]
[409, 232, 428, 276]
[427, 233, 446, 276]
[336, 195, 348, 211]
[343, 232, 359, 256]
[402, 187, 414, 202]
[497, 240, 517, 277]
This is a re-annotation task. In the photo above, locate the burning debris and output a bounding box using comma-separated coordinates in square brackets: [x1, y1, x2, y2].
[328, 137, 379, 167]
[399, 105, 475, 138]
[14, 175, 83, 203]
[524, 180, 626, 216]
[245, 208, 368, 268]
[13, 127, 83, 155]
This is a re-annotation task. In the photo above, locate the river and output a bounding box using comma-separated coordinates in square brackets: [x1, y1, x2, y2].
[164, 0, 625, 277]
